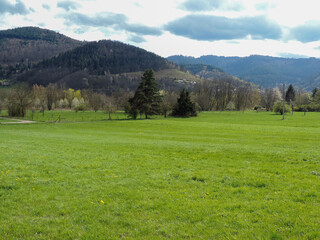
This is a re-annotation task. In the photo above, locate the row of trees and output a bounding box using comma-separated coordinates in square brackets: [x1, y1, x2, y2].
[1, 70, 319, 119]
[0, 70, 197, 119]
[0, 84, 129, 118]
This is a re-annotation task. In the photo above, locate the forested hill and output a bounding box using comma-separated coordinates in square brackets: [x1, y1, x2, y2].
[38, 40, 172, 75]
[0, 27, 84, 66]
[168, 55, 320, 90]
[11, 38, 189, 92]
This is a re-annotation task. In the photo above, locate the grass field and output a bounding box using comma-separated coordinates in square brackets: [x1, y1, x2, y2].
[0, 111, 320, 239]
[0, 117, 20, 123]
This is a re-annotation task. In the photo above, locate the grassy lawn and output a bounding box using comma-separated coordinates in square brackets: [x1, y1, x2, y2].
[0, 117, 20, 123]
[24, 110, 129, 122]
[0, 111, 319, 239]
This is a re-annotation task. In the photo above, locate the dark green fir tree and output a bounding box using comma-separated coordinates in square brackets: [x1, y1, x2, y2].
[129, 69, 162, 119]
[285, 84, 296, 103]
[172, 89, 197, 117]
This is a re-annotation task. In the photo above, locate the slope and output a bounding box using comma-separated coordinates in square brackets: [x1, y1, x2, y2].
[0, 27, 84, 66]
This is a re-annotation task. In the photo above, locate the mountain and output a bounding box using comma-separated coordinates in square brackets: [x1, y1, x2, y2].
[168, 55, 320, 90]
[0, 27, 199, 92]
[17, 39, 189, 92]
[0, 27, 84, 66]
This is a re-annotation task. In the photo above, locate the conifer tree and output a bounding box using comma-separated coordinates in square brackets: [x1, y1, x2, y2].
[285, 84, 296, 103]
[172, 89, 197, 117]
[129, 69, 162, 119]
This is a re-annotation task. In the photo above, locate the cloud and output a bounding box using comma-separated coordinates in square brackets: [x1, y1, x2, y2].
[165, 15, 282, 41]
[64, 12, 162, 36]
[0, 0, 29, 15]
[290, 22, 320, 43]
[255, 2, 275, 11]
[128, 34, 146, 43]
[278, 53, 309, 59]
[57, 1, 81, 11]
[181, 0, 243, 12]
[64, 12, 125, 27]
[42, 4, 50, 10]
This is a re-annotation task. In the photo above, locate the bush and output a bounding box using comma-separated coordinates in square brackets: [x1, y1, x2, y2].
[74, 104, 86, 112]
[294, 104, 320, 112]
[8, 103, 24, 117]
[273, 101, 291, 114]
[226, 101, 235, 111]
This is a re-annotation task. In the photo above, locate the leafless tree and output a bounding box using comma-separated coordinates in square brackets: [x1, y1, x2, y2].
[46, 83, 59, 111]
[161, 91, 178, 117]
[7, 83, 32, 117]
[260, 88, 281, 111]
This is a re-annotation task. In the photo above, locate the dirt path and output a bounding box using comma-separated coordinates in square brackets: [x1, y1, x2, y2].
[0, 117, 36, 124]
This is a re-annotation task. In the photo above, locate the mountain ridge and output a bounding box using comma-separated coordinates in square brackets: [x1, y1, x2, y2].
[168, 54, 320, 90]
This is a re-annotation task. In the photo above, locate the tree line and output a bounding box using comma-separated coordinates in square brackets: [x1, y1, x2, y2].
[1, 70, 319, 119]
[0, 70, 196, 119]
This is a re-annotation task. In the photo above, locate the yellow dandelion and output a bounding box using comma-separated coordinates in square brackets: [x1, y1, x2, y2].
[100, 200, 104, 204]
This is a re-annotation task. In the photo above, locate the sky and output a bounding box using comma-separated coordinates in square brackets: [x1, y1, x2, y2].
[1, 0, 320, 58]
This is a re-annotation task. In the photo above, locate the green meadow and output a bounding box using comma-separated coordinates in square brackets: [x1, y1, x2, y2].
[0, 111, 320, 239]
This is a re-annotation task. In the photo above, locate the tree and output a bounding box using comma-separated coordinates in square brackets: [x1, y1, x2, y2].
[160, 91, 178, 118]
[273, 100, 291, 114]
[312, 87, 318, 98]
[128, 69, 162, 119]
[260, 88, 281, 111]
[193, 81, 214, 111]
[46, 83, 58, 110]
[172, 89, 197, 117]
[90, 93, 103, 112]
[7, 83, 32, 117]
[285, 84, 296, 103]
[32, 84, 47, 115]
[101, 95, 117, 120]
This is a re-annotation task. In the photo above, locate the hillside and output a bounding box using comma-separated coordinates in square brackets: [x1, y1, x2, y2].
[179, 63, 233, 80]
[168, 55, 320, 90]
[0, 27, 84, 78]
[11, 37, 195, 93]
[38, 40, 172, 75]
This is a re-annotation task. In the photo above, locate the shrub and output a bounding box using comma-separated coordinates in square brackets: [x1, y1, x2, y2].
[273, 101, 291, 114]
[8, 103, 24, 117]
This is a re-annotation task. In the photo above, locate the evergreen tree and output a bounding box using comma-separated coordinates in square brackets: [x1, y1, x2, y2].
[172, 89, 197, 117]
[129, 69, 162, 119]
[285, 84, 296, 103]
[312, 87, 318, 98]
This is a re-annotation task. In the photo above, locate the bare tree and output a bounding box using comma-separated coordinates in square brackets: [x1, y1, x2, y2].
[213, 78, 234, 111]
[161, 91, 178, 117]
[101, 95, 117, 120]
[193, 81, 214, 111]
[260, 88, 281, 111]
[46, 83, 58, 111]
[32, 84, 47, 115]
[7, 83, 32, 117]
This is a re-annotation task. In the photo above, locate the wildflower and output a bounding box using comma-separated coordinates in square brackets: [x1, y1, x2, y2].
[100, 200, 104, 204]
